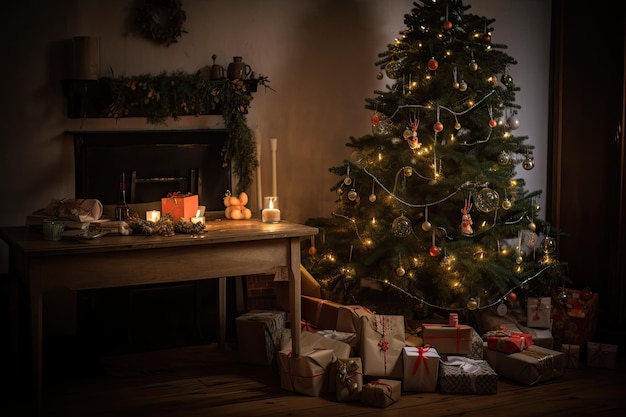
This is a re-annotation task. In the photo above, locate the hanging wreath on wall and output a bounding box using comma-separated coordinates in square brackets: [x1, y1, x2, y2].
[135, 0, 187, 46]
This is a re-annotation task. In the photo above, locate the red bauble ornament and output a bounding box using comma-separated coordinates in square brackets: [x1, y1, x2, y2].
[371, 113, 380, 126]
[427, 58, 439, 71]
[489, 119, 497, 128]
[429, 245, 440, 256]
[443, 20, 453, 30]
[482, 33, 491, 43]
[580, 287, 593, 301]
[507, 292, 517, 303]
[433, 121, 444, 132]
[308, 246, 317, 256]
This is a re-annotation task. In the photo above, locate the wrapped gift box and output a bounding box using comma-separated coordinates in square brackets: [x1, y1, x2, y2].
[478, 309, 554, 349]
[235, 310, 285, 366]
[561, 344, 580, 369]
[552, 288, 598, 349]
[335, 357, 363, 402]
[439, 356, 498, 394]
[301, 295, 342, 330]
[403, 346, 440, 392]
[361, 379, 401, 408]
[422, 324, 474, 356]
[484, 344, 563, 385]
[315, 329, 357, 355]
[358, 315, 405, 379]
[587, 342, 618, 369]
[485, 326, 534, 353]
[161, 193, 198, 221]
[336, 305, 375, 333]
[526, 296, 552, 329]
[278, 330, 351, 397]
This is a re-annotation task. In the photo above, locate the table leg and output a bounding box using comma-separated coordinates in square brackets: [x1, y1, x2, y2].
[218, 277, 226, 350]
[289, 237, 302, 358]
[30, 278, 43, 414]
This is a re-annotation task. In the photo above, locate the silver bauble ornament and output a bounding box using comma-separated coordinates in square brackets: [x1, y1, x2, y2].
[475, 187, 500, 213]
[507, 115, 520, 130]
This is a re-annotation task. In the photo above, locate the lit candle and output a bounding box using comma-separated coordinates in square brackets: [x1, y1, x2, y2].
[262, 196, 280, 223]
[146, 210, 160, 222]
[270, 138, 278, 196]
[191, 209, 205, 225]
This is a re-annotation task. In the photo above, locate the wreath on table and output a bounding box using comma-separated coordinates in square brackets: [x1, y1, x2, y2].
[135, 0, 187, 46]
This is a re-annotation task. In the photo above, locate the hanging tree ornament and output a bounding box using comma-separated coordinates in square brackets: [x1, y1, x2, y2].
[368, 178, 377, 202]
[460, 198, 473, 236]
[498, 150, 512, 165]
[385, 60, 401, 79]
[475, 187, 500, 213]
[488, 105, 497, 128]
[433, 106, 443, 133]
[468, 51, 479, 72]
[396, 254, 406, 277]
[501, 187, 512, 210]
[376, 71, 384, 80]
[392, 213, 413, 238]
[466, 297, 479, 310]
[507, 112, 521, 130]
[404, 113, 421, 149]
[347, 187, 358, 202]
[452, 65, 459, 89]
[422, 206, 431, 231]
[459, 79, 468, 91]
[343, 165, 352, 186]
[443, 3, 452, 30]
[429, 229, 440, 256]
[523, 150, 535, 170]
[373, 113, 393, 136]
[428, 57, 439, 71]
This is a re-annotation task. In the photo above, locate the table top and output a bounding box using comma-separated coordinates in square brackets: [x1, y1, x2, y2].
[0, 219, 318, 257]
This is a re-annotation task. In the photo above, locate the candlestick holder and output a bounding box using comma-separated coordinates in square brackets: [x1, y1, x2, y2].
[262, 196, 281, 223]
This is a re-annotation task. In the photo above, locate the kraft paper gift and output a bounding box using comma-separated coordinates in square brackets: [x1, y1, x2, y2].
[361, 379, 401, 408]
[358, 315, 405, 379]
[587, 342, 618, 369]
[421, 324, 474, 356]
[402, 345, 440, 392]
[526, 296, 552, 329]
[335, 357, 363, 402]
[439, 356, 498, 394]
[301, 295, 342, 330]
[161, 193, 198, 221]
[485, 325, 534, 353]
[278, 331, 351, 397]
[561, 344, 580, 369]
[235, 310, 285, 365]
[484, 344, 563, 385]
[336, 305, 375, 333]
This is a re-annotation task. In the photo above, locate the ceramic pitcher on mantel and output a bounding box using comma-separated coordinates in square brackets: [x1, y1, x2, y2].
[227, 56, 252, 80]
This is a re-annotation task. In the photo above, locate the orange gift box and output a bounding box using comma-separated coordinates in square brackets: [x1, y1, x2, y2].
[161, 194, 199, 221]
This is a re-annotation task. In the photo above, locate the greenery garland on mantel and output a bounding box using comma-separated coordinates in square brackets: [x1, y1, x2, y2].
[106, 71, 272, 194]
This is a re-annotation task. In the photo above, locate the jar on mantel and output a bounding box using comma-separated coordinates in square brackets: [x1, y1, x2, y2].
[227, 56, 251, 80]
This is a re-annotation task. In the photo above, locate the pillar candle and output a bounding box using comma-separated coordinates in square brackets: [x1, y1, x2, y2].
[270, 138, 278, 196]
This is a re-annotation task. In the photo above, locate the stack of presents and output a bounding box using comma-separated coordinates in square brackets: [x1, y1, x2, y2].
[235, 269, 618, 408]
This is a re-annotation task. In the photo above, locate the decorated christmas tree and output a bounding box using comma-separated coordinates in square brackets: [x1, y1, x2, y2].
[303, 0, 567, 320]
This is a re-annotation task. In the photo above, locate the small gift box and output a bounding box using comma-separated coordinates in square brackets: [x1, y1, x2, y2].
[402, 345, 440, 392]
[439, 356, 498, 394]
[552, 288, 599, 348]
[360, 379, 401, 408]
[336, 304, 375, 333]
[335, 357, 363, 402]
[358, 315, 405, 379]
[484, 344, 563, 386]
[235, 310, 285, 366]
[587, 342, 618, 369]
[161, 192, 199, 221]
[485, 325, 534, 353]
[561, 344, 580, 368]
[421, 324, 474, 356]
[301, 295, 342, 330]
[526, 296, 552, 329]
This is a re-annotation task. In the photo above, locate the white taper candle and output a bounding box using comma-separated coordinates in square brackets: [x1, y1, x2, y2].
[270, 138, 278, 196]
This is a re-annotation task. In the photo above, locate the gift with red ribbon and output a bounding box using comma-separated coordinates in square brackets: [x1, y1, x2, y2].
[359, 315, 405, 379]
[485, 325, 534, 353]
[402, 345, 440, 392]
[161, 192, 198, 221]
[360, 379, 402, 408]
[421, 323, 474, 355]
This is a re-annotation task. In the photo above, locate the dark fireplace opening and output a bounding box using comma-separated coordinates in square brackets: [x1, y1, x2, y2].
[72, 129, 232, 211]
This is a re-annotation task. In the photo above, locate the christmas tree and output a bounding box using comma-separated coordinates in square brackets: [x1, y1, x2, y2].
[303, 0, 566, 320]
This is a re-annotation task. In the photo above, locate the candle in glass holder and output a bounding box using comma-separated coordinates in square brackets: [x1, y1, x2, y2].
[146, 210, 161, 222]
[262, 196, 280, 223]
[191, 209, 205, 225]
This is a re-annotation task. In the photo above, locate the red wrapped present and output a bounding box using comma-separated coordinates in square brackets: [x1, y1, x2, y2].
[551, 288, 599, 349]
[485, 325, 534, 353]
[161, 192, 198, 221]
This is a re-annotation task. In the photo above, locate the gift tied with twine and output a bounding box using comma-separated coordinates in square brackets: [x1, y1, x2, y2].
[374, 316, 391, 374]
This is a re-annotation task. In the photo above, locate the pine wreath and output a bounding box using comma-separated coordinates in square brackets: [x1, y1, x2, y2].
[136, 0, 187, 46]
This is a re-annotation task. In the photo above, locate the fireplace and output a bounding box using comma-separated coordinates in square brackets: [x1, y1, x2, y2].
[68, 129, 238, 353]
[71, 129, 232, 211]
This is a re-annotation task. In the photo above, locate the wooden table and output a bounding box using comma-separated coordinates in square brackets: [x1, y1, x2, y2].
[1, 219, 318, 414]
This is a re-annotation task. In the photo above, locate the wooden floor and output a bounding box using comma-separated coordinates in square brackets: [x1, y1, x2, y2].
[8, 342, 626, 417]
